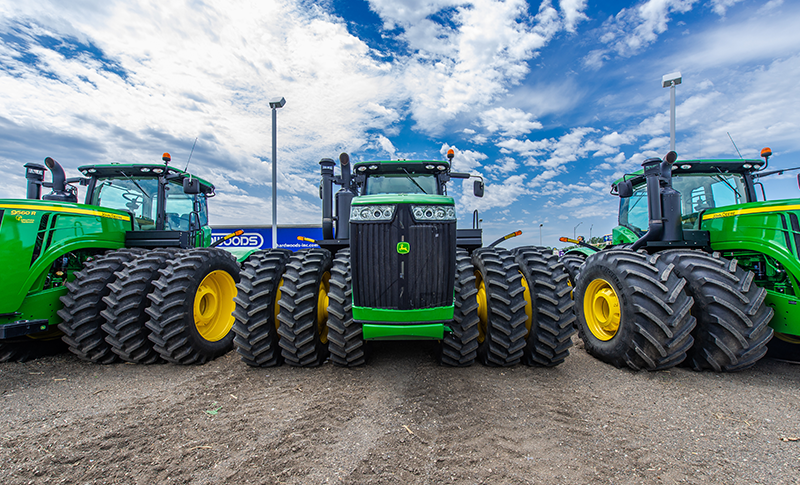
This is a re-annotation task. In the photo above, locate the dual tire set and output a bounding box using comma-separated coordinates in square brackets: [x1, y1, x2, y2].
[57, 247, 240, 365]
[233, 246, 578, 368]
[571, 249, 775, 372]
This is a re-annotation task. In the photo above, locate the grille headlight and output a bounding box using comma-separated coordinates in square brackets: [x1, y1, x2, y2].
[351, 204, 396, 221]
[411, 205, 456, 221]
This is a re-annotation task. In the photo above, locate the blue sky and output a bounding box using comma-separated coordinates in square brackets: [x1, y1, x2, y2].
[1, 0, 799, 247]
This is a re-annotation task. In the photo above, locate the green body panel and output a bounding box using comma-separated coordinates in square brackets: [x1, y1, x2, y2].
[0, 287, 66, 328]
[362, 323, 447, 340]
[761, 291, 800, 334]
[352, 305, 454, 324]
[352, 194, 455, 206]
[611, 225, 638, 244]
[564, 247, 595, 258]
[699, 200, 800, 336]
[0, 200, 131, 317]
[223, 246, 257, 263]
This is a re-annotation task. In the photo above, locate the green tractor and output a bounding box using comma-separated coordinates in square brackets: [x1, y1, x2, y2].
[0, 154, 244, 364]
[571, 149, 797, 372]
[232, 150, 576, 367]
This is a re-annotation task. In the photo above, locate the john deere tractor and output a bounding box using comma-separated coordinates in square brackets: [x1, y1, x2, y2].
[573, 150, 787, 372]
[0, 154, 243, 364]
[233, 150, 576, 367]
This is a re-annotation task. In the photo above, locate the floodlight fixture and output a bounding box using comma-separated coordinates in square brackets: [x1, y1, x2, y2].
[269, 97, 286, 109]
[661, 72, 682, 88]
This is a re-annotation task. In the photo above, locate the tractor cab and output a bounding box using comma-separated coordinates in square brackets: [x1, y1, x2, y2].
[354, 160, 451, 196]
[615, 159, 763, 237]
[78, 163, 215, 233]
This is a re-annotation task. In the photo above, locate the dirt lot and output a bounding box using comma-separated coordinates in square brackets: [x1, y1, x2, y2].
[1, 337, 798, 485]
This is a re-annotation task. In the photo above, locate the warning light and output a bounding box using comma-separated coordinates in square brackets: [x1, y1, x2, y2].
[162, 152, 171, 163]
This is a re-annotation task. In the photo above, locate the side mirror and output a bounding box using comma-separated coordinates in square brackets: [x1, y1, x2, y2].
[473, 180, 484, 198]
[183, 177, 200, 194]
[617, 180, 633, 198]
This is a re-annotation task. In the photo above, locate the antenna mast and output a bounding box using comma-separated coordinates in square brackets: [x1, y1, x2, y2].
[185, 137, 198, 171]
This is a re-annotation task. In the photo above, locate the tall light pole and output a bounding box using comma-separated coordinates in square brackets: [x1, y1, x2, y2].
[574, 221, 582, 240]
[539, 223, 543, 246]
[269, 97, 286, 249]
[590, 224, 593, 241]
[662, 72, 682, 152]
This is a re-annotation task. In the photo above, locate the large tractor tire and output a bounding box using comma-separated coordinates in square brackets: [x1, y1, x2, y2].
[574, 249, 696, 371]
[100, 249, 179, 364]
[232, 248, 293, 367]
[277, 248, 332, 367]
[659, 250, 774, 372]
[440, 249, 480, 366]
[145, 248, 239, 364]
[471, 247, 529, 366]
[559, 253, 586, 287]
[327, 248, 368, 367]
[58, 248, 144, 363]
[514, 246, 576, 367]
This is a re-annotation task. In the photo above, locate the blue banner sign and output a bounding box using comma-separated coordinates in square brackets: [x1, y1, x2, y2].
[211, 225, 324, 251]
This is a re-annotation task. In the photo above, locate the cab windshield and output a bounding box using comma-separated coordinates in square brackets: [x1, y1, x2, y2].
[363, 173, 439, 195]
[619, 172, 747, 235]
[92, 177, 207, 231]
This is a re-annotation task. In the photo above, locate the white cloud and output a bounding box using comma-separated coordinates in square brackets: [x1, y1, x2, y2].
[377, 134, 397, 159]
[560, 0, 589, 33]
[368, 0, 588, 133]
[480, 107, 543, 138]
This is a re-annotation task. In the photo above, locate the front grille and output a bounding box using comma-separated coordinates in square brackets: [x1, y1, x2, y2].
[351, 205, 456, 313]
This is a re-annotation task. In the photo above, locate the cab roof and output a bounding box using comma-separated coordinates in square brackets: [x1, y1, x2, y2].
[613, 158, 764, 189]
[352, 160, 451, 174]
[77, 163, 215, 194]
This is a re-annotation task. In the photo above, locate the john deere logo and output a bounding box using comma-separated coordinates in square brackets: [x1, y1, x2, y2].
[397, 242, 410, 254]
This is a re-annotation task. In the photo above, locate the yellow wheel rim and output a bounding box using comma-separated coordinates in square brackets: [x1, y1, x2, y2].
[475, 271, 488, 344]
[520, 271, 533, 335]
[274, 278, 284, 330]
[193, 269, 237, 342]
[316, 271, 331, 345]
[775, 332, 800, 344]
[584, 278, 621, 341]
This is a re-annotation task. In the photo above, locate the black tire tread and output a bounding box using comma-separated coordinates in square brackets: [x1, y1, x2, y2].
[514, 246, 576, 366]
[327, 248, 367, 367]
[560, 253, 586, 287]
[232, 248, 293, 367]
[277, 248, 332, 367]
[100, 249, 179, 364]
[440, 249, 480, 366]
[472, 247, 529, 366]
[57, 248, 144, 363]
[660, 250, 773, 372]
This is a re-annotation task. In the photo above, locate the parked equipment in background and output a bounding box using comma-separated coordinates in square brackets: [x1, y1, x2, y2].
[0, 154, 248, 364]
[571, 149, 797, 371]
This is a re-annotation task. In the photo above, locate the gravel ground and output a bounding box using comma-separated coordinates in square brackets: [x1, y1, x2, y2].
[1, 337, 798, 485]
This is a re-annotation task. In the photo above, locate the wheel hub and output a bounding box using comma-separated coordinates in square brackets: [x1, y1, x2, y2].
[475, 271, 488, 344]
[193, 269, 236, 342]
[584, 278, 621, 341]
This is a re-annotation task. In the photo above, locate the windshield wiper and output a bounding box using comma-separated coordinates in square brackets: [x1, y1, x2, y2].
[713, 169, 741, 199]
[120, 171, 152, 199]
[401, 168, 427, 194]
